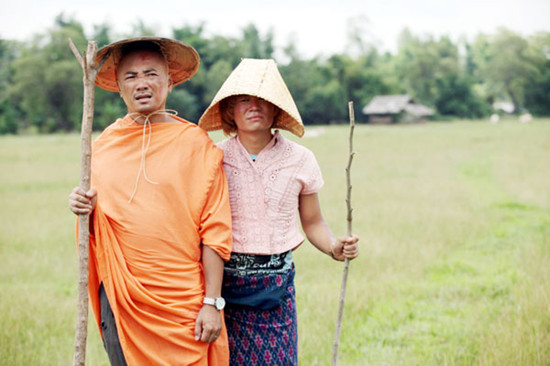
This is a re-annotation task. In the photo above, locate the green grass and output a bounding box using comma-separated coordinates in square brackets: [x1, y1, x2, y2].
[1, 120, 549, 365]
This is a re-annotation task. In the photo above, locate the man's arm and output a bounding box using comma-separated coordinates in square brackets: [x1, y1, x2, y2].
[194, 245, 224, 343]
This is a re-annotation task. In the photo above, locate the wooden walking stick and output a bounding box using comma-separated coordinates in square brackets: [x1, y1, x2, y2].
[68, 38, 108, 366]
[331, 101, 356, 366]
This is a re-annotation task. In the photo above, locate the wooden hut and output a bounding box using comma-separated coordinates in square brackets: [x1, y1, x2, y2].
[362, 94, 434, 124]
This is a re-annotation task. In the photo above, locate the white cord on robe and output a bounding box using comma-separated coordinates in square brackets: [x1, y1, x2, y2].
[127, 109, 178, 203]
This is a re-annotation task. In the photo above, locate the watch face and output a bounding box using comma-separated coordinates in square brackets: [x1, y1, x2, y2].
[216, 297, 226, 310]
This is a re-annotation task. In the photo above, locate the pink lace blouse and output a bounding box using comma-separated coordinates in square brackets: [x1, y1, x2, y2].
[218, 131, 324, 255]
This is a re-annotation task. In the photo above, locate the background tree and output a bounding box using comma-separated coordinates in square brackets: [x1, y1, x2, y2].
[241, 24, 275, 59]
[433, 37, 490, 118]
[0, 39, 20, 134]
[278, 39, 328, 125]
[394, 30, 454, 105]
[394, 29, 437, 104]
[1, 15, 549, 135]
[345, 53, 397, 122]
[472, 28, 540, 113]
[9, 14, 86, 132]
[524, 32, 550, 115]
[393, 30, 490, 118]
[434, 73, 491, 118]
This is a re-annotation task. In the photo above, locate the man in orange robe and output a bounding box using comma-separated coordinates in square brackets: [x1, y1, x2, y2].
[69, 37, 232, 365]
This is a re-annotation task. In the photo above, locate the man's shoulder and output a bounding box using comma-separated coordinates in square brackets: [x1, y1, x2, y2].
[93, 118, 124, 142]
[170, 122, 225, 162]
[173, 121, 217, 146]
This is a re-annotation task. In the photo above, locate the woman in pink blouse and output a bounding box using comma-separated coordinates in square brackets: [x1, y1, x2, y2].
[199, 58, 359, 366]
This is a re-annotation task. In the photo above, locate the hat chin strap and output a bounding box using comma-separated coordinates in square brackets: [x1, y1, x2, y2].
[126, 109, 178, 203]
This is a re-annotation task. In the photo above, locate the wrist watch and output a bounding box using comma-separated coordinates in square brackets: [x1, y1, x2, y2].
[203, 297, 226, 310]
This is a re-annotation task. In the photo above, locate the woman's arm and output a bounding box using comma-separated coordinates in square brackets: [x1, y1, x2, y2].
[299, 193, 359, 261]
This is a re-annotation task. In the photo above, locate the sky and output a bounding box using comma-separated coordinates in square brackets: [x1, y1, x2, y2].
[1, 0, 549, 57]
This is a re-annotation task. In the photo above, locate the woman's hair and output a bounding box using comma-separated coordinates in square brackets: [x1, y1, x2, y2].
[219, 97, 238, 136]
[219, 95, 281, 136]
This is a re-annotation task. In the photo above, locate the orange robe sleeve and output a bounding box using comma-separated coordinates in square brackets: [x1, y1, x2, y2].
[199, 161, 233, 261]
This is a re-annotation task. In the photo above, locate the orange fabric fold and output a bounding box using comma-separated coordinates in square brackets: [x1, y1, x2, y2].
[84, 115, 232, 365]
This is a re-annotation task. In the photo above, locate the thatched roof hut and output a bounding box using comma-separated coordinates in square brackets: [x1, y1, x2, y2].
[362, 95, 434, 123]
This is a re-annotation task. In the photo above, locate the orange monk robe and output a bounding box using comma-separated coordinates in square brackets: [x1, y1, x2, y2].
[85, 115, 232, 365]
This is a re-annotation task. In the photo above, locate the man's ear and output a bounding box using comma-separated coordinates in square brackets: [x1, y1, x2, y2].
[168, 77, 173, 93]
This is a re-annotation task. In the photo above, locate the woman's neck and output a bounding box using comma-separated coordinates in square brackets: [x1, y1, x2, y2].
[237, 130, 273, 155]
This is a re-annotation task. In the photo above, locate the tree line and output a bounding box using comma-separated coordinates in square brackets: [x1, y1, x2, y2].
[0, 14, 549, 134]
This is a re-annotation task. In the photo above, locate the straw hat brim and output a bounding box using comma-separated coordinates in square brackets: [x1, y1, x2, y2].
[198, 58, 304, 137]
[95, 37, 200, 92]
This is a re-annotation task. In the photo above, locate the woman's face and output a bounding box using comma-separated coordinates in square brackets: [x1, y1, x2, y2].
[232, 95, 276, 134]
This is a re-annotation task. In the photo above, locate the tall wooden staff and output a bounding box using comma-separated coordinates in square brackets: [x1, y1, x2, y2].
[68, 39, 108, 366]
[331, 101, 356, 366]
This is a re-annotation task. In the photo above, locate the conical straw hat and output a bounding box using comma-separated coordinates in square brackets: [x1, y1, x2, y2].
[199, 58, 304, 137]
[95, 37, 200, 92]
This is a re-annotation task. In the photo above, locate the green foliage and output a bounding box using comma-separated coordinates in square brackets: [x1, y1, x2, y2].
[435, 74, 491, 118]
[241, 23, 275, 59]
[471, 28, 541, 112]
[166, 88, 200, 122]
[395, 30, 462, 107]
[524, 32, 550, 115]
[173, 23, 210, 65]
[8, 14, 86, 133]
[345, 54, 398, 121]
[1, 15, 549, 134]
[0, 39, 20, 134]
[93, 96, 126, 130]
[304, 79, 346, 124]
[280, 59, 331, 124]
[202, 59, 234, 107]
[0, 100, 19, 134]
[524, 59, 550, 115]
[91, 22, 113, 49]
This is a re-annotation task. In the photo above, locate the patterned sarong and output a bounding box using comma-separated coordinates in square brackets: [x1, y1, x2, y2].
[223, 251, 298, 365]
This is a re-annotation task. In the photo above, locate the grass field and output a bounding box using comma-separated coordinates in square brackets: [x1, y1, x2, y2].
[1, 119, 549, 365]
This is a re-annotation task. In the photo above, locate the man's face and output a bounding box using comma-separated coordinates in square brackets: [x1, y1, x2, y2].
[116, 50, 172, 115]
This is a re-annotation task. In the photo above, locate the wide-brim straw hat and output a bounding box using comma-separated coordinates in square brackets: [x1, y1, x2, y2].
[199, 58, 304, 137]
[95, 37, 200, 92]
